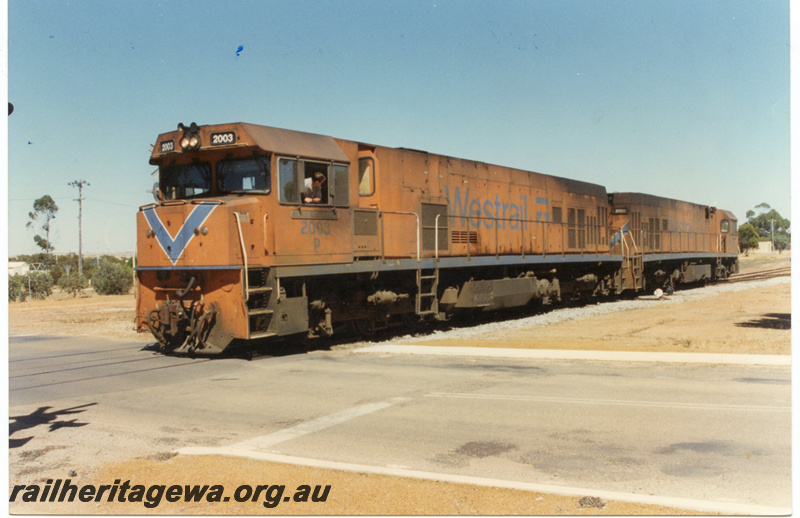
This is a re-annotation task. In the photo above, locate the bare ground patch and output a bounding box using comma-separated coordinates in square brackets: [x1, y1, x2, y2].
[12, 455, 709, 515]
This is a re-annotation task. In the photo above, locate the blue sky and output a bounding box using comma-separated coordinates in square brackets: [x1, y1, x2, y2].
[5, 0, 791, 256]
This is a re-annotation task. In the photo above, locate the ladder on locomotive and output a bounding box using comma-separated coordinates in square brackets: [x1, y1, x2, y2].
[619, 233, 645, 291]
[415, 267, 439, 318]
[631, 253, 644, 290]
[245, 266, 277, 339]
[622, 244, 645, 291]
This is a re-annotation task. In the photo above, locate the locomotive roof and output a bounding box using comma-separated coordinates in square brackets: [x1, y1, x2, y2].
[611, 192, 737, 220]
[239, 123, 350, 163]
[150, 122, 617, 200]
[366, 137, 608, 197]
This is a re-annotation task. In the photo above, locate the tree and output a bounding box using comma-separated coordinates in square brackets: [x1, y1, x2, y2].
[58, 272, 89, 297]
[744, 202, 791, 256]
[26, 195, 58, 254]
[749, 209, 790, 238]
[92, 263, 134, 295]
[773, 233, 790, 253]
[737, 223, 760, 255]
[745, 203, 790, 237]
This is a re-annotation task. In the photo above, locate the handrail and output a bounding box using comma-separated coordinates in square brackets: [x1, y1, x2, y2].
[383, 212, 734, 262]
[621, 232, 630, 260]
[434, 214, 612, 261]
[629, 229, 737, 255]
[378, 210, 420, 262]
[233, 212, 250, 301]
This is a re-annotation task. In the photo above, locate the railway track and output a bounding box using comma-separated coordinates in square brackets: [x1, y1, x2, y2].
[8, 340, 212, 393]
[725, 266, 791, 284]
[9, 264, 789, 371]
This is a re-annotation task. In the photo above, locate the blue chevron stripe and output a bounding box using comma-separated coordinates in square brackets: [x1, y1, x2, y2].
[610, 220, 630, 249]
[142, 204, 217, 265]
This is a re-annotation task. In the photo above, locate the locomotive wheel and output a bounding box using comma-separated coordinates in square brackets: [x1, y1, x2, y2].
[403, 312, 426, 331]
[354, 318, 377, 337]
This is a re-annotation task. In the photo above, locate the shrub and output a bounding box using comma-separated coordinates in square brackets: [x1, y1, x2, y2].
[10, 272, 54, 301]
[9, 275, 25, 301]
[30, 271, 54, 299]
[91, 262, 134, 295]
[58, 272, 89, 297]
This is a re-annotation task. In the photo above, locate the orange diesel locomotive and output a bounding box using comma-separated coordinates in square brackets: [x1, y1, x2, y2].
[135, 122, 739, 354]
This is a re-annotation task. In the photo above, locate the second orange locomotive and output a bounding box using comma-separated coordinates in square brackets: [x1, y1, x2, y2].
[136, 122, 738, 354]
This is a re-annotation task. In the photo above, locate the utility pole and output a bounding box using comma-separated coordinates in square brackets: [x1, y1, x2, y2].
[68, 180, 90, 275]
[771, 219, 775, 253]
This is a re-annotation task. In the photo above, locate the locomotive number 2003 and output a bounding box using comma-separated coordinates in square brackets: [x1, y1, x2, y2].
[210, 131, 236, 146]
[301, 220, 331, 236]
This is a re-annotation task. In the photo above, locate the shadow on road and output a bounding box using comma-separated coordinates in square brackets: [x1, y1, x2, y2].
[9, 403, 97, 448]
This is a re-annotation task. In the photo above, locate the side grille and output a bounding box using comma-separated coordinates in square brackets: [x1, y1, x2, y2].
[451, 230, 478, 244]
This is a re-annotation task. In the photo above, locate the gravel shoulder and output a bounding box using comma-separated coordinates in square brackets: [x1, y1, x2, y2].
[370, 277, 791, 356]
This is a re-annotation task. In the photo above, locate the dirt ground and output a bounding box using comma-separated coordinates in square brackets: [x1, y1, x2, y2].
[17, 455, 699, 515]
[7, 253, 791, 515]
[7, 253, 791, 355]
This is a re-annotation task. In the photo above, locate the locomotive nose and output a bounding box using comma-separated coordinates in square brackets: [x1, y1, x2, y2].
[137, 197, 263, 354]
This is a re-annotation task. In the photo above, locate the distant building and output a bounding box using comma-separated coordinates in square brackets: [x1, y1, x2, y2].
[756, 241, 774, 254]
[8, 262, 30, 276]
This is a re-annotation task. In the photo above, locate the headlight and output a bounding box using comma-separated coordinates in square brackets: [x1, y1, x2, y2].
[178, 122, 201, 151]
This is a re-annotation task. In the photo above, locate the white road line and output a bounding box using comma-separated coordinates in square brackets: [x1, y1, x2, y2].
[426, 392, 791, 412]
[178, 448, 791, 515]
[227, 397, 411, 451]
[355, 344, 792, 365]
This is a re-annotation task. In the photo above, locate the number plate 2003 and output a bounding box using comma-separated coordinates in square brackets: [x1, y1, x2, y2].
[210, 131, 236, 146]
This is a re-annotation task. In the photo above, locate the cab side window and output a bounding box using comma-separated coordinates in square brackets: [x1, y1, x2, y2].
[358, 157, 375, 196]
[279, 157, 349, 206]
[333, 164, 349, 207]
[279, 158, 299, 203]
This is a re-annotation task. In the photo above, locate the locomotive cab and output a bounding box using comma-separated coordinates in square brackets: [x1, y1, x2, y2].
[136, 122, 355, 353]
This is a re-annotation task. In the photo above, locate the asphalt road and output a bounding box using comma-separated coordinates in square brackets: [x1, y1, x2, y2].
[8, 335, 792, 511]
